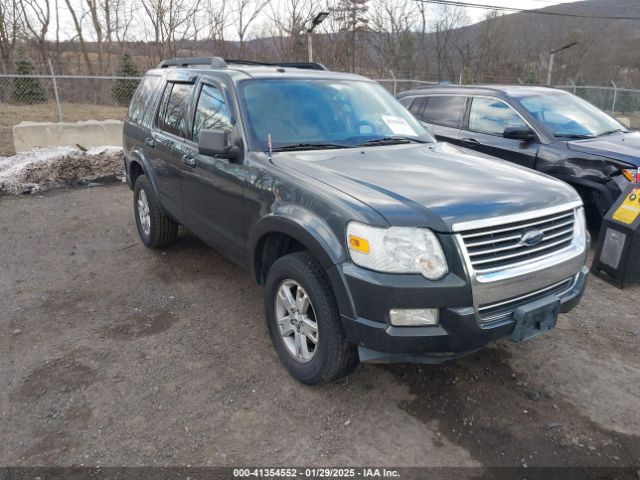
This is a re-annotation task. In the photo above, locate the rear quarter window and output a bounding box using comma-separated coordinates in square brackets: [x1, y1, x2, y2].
[423, 95, 467, 128]
[127, 74, 161, 125]
[408, 97, 427, 118]
[398, 97, 413, 108]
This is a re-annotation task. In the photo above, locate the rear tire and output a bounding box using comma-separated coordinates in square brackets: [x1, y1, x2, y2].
[264, 252, 358, 385]
[133, 175, 178, 248]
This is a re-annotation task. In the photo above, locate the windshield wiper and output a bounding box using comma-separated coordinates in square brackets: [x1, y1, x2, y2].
[271, 143, 350, 152]
[597, 128, 626, 137]
[357, 136, 427, 146]
[554, 133, 595, 139]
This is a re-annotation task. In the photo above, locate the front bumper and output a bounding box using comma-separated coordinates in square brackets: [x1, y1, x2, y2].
[335, 264, 588, 362]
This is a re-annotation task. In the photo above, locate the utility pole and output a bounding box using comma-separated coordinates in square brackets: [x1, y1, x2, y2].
[307, 12, 330, 63]
[547, 41, 578, 86]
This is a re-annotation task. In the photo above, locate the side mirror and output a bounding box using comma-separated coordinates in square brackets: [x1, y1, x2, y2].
[503, 126, 537, 141]
[198, 129, 240, 160]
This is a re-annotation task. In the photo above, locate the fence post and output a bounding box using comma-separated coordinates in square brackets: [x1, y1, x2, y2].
[47, 59, 64, 122]
[569, 79, 576, 94]
[390, 71, 397, 96]
[611, 81, 618, 114]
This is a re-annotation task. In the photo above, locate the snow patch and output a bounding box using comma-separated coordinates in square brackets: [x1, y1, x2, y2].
[0, 146, 124, 195]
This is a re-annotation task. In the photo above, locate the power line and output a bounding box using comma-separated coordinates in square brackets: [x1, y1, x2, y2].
[415, 0, 640, 20]
[523, 0, 636, 7]
[532, 0, 640, 11]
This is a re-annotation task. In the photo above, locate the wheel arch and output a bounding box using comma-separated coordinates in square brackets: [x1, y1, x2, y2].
[127, 149, 160, 196]
[250, 214, 346, 285]
[553, 174, 615, 211]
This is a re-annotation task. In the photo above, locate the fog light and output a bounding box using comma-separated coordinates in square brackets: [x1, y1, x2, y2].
[389, 308, 439, 326]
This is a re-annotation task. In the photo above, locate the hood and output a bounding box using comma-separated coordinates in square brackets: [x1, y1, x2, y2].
[567, 131, 640, 167]
[273, 142, 580, 232]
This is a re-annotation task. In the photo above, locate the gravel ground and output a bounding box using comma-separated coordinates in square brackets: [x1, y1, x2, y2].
[1, 183, 639, 469]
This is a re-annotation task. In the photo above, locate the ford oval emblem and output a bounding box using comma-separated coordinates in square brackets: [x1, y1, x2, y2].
[519, 229, 545, 247]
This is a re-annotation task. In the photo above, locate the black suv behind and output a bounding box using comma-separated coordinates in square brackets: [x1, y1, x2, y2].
[398, 85, 638, 226]
[123, 58, 588, 384]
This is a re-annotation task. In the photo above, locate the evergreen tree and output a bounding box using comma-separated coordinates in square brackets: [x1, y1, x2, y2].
[112, 53, 140, 105]
[12, 51, 47, 104]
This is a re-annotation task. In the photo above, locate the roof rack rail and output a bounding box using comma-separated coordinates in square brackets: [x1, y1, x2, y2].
[224, 59, 328, 71]
[158, 57, 227, 69]
[157, 56, 329, 71]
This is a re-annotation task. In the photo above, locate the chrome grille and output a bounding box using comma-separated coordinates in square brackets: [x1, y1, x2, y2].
[477, 277, 575, 324]
[460, 209, 576, 273]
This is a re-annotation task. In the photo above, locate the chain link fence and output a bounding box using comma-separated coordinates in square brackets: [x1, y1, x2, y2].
[0, 74, 140, 155]
[0, 74, 140, 121]
[2, 74, 640, 156]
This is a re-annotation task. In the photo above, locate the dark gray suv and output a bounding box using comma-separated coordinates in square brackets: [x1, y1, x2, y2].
[398, 85, 638, 226]
[123, 57, 589, 384]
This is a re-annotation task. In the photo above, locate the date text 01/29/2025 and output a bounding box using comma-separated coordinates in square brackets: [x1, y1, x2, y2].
[232, 468, 400, 478]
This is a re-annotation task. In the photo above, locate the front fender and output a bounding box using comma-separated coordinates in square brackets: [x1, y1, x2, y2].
[249, 207, 347, 277]
[249, 210, 359, 319]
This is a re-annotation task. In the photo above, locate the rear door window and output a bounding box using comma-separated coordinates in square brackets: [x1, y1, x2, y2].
[127, 74, 160, 125]
[468, 97, 527, 136]
[422, 95, 466, 127]
[156, 82, 194, 138]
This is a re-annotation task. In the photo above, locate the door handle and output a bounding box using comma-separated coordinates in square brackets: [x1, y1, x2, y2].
[144, 138, 155, 148]
[182, 155, 197, 168]
[461, 137, 480, 145]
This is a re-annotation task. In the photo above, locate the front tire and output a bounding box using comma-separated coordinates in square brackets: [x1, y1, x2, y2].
[264, 252, 358, 385]
[133, 175, 178, 248]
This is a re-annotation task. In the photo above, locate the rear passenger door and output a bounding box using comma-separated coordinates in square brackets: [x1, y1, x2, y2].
[180, 79, 247, 263]
[149, 80, 195, 220]
[416, 95, 467, 145]
[459, 96, 540, 169]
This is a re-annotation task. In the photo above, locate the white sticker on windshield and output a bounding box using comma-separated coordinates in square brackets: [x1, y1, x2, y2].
[382, 114, 417, 136]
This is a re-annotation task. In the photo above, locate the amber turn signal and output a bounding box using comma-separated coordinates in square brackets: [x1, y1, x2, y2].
[348, 235, 370, 254]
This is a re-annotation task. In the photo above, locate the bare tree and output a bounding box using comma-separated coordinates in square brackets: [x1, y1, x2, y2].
[17, 0, 51, 69]
[230, 0, 270, 58]
[139, 0, 203, 62]
[63, 0, 95, 74]
[367, 0, 417, 78]
[431, 4, 468, 82]
[267, 0, 311, 61]
[0, 0, 20, 71]
[205, 0, 229, 57]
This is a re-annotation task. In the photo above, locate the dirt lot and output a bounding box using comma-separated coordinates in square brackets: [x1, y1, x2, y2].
[0, 104, 127, 156]
[1, 184, 639, 470]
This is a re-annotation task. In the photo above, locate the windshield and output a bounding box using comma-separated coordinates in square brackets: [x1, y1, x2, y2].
[238, 78, 434, 151]
[515, 91, 627, 138]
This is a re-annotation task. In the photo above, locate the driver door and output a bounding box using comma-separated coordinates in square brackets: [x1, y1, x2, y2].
[180, 80, 247, 263]
[459, 96, 540, 169]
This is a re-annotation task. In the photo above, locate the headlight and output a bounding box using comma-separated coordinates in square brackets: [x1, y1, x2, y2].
[621, 168, 638, 182]
[346, 222, 448, 279]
